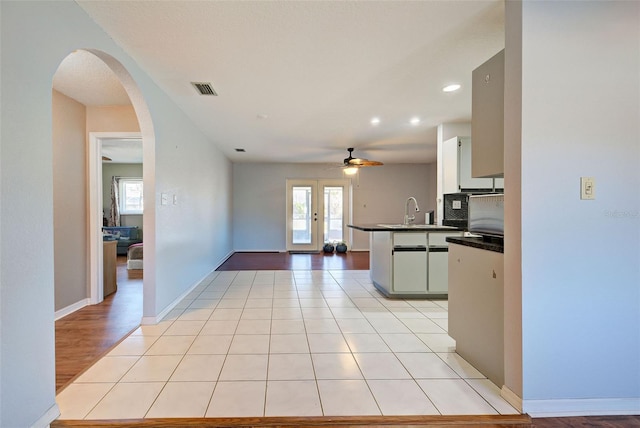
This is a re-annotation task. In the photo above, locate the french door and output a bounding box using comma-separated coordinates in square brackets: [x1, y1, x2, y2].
[286, 179, 351, 252]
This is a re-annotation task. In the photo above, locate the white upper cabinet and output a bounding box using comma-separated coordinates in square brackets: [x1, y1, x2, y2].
[442, 136, 503, 193]
[472, 49, 505, 178]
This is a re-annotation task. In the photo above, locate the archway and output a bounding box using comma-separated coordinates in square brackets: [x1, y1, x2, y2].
[83, 49, 157, 319]
[52, 49, 156, 388]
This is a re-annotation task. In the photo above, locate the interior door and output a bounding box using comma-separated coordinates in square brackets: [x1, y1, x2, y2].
[286, 179, 350, 252]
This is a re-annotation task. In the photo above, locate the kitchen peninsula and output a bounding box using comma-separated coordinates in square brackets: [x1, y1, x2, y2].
[348, 224, 463, 298]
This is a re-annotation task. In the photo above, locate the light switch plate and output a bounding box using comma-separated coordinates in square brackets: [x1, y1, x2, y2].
[580, 177, 595, 200]
[161, 193, 169, 205]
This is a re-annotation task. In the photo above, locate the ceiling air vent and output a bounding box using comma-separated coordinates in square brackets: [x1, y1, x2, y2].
[191, 82, 218, 96]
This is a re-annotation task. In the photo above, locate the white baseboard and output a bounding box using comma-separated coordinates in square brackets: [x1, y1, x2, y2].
[501, 385, 523, 412]
[216, 250, 235, 266]
[141, 261, 225, 325]
[31, 403, 60, 428]
[233, 249, 283, 253]
[231, 249, 370, 253]
[523, 397, 640, 417]
[54, 298, 90, 321]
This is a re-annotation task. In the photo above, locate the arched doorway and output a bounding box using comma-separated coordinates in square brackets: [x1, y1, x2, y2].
[52, 49, 156, 389]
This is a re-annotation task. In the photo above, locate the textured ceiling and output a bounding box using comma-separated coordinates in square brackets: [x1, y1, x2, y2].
[61, 0, 504, 165]
[54, 50, 131, 106]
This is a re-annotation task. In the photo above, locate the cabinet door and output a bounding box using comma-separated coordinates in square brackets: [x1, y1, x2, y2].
[458, 138, 497, 190]
[472, 49, 505, 178]
[393, 249, 427, 293]
[442, 137, 459, 194]
[448, 243, 504, 386]
[428, 250, 448, 292]
[444, 137, 500, 192]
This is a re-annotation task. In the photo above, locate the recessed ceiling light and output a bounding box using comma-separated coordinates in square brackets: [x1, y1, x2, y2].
[257, 114, 268, 119]
[410, 117, 421, 126]
[442, 84, 461, 92]
[235, 148, 246, 152]
[370, 117, 380, 126]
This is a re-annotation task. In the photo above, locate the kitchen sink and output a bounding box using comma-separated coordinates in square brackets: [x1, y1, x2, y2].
[377, 224, 455, 229]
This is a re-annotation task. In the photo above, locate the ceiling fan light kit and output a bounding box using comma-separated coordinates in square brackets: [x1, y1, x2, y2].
[343, 167, 359, 175]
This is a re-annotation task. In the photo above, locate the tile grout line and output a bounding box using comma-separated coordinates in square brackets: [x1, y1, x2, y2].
[330, 270, 384, 416]
[298, 270, 325, 417]
[141, 273, 222, 419]
[201, 272, 237, 418]
[61, 269, 516, 420]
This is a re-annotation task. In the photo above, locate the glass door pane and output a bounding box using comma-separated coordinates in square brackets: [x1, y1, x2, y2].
[292, 186, 313, 244]
[286, 180, 318, 252]
[286, 179, 350, 252]
[323, 186, 343, 243]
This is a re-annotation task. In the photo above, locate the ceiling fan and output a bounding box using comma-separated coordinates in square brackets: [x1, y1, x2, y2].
[341, 148, 383, 174]
[102, 155, 112, 161]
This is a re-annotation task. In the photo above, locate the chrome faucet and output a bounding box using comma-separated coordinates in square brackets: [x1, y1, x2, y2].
[403, 197, 420, 225]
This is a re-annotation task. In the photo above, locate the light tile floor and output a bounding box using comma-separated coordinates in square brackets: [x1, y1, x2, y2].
[57, 270, 519, 419]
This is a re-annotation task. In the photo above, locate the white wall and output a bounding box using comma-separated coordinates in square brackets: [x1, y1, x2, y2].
[508, 1, 640, 415]
[0, 1, 233, 426]
[152, 112, 232, 315]
[233, 163, 436, 251]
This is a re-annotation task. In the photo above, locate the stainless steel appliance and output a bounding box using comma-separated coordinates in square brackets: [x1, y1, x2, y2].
[468, 194, 504, 237]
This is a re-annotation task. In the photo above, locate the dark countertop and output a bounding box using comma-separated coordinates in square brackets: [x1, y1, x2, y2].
[446, 236, 504, 253]
[348, 223, 463, 232]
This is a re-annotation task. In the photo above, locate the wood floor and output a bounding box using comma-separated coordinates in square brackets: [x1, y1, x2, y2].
[54, 252, 639, 427]
[51, 414, 534, 427]
[216, 251, 370, 271]
[55, 256, 143, 391]
[48, 414, 640, 428]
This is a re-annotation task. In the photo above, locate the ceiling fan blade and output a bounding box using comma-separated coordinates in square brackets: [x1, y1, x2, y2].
[347, 158, 383, 166]
[102, 155, 112, 161]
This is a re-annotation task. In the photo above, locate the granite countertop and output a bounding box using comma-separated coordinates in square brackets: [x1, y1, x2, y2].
[348, 223, 463, 232]
[446, 236, 504, 253]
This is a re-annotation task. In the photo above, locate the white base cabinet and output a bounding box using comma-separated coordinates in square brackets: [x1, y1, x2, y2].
[448, 243, 504, 386]
[369, 230, 462, 298]
[427, 251, 448, 292]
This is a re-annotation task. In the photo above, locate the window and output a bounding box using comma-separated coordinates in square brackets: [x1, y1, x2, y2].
[119, 178, 143, 214]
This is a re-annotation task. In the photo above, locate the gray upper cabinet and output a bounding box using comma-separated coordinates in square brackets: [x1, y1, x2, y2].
[472, 49, 504, 178]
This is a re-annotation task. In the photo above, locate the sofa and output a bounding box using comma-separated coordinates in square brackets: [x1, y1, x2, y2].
[102, 226, 142, 255]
